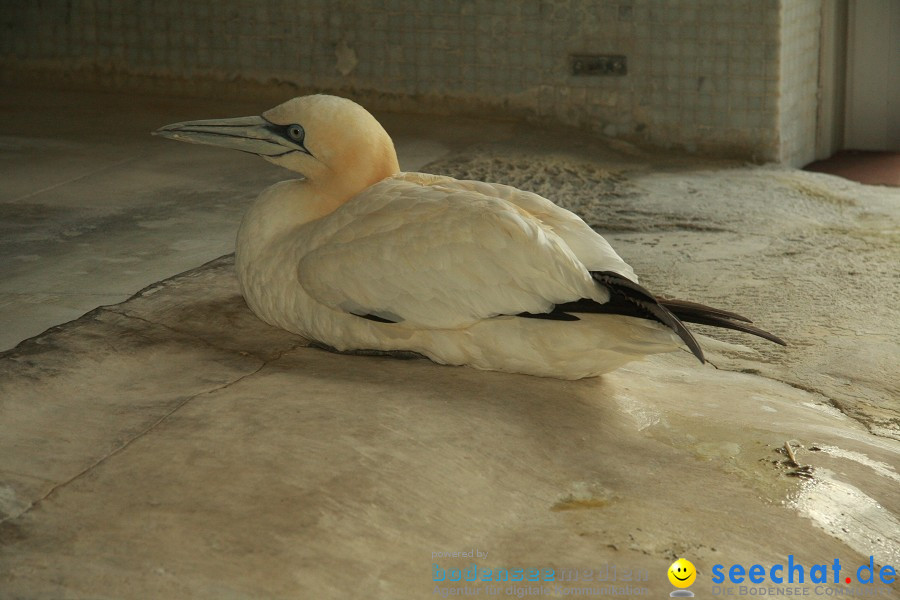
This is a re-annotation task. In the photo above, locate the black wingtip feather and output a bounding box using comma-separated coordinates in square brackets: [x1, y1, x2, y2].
[517, 311, 581, 321]
[353, 312, 399, 324]
[673, 314, 788, 346]
[591, 271, 706, 363]
[656, 296, 786, 346]
[590, 272, 787, 354]
[512, 271, 785, 361]
[657, 297, 753, 323]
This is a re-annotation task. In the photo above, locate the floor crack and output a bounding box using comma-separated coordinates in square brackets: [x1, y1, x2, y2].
[0, 343, 301, 526]
[103, 308, 239, 356]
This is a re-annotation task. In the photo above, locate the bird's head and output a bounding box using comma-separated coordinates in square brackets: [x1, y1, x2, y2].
[155, 95, 400, 201]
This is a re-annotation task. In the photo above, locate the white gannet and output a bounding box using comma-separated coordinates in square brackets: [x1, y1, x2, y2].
[155, 95, 784, 379]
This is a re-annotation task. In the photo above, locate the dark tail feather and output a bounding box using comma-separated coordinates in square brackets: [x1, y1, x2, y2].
[589, 271, 706, 363]
[589, 272, 787, 353]
[658, 300, 787, 346]
[657, 297, 752, 323]
[517, 271, 787, 363]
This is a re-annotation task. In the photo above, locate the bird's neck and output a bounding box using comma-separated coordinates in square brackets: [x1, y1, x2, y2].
[236, 152, 399, 265]
[236, 138, 400, 282]
[237, 180, 311, 264]
[310, 154, 400, 218]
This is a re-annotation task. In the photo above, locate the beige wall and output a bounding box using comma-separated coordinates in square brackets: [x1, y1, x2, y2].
[845, 0, 900, 150]
[0, 0, 824, 165]
[779, 0, 822, 165]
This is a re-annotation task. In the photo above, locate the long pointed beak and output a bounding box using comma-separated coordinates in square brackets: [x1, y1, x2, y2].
[153, 116, 295, 157]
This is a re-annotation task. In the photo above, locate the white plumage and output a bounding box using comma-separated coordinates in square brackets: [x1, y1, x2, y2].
[156, 94, 783, 379]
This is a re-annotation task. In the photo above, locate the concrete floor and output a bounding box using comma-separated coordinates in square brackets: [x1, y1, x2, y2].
[2, 87, 899, 599]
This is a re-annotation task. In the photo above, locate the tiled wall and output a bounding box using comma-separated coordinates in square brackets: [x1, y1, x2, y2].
[779, 0, 822, 165]
[0, 0, 821, 165]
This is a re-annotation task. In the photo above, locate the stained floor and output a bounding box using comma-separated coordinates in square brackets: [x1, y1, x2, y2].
[1, 86, 899, 599]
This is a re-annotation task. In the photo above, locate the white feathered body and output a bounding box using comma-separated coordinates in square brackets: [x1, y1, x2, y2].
[236, 172, 679, 379]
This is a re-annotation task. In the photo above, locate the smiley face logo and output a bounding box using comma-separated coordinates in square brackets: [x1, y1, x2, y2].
[668, 558, 697, 588]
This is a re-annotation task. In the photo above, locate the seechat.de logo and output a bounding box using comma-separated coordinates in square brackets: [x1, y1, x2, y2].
[711, 555, 896, 586]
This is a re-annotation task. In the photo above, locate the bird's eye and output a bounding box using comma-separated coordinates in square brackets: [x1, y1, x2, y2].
[287, 124, 305, 143]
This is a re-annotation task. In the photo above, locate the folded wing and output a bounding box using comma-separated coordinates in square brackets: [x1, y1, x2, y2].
[298, 176, 624, 329]
[395, 172, 638, 281]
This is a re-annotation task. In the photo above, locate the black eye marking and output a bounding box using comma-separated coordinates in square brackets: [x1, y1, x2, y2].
[260, 117, 314, 158]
